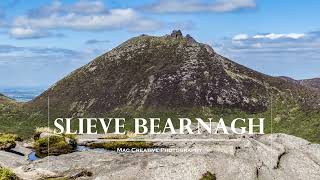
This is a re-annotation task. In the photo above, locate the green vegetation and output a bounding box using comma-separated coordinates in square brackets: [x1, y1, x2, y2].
[0, 102, 47, 139]
[32, 127, 54, 141]
[0, 167, 18, 180]
[0, 134, 21, 144]
[0, 88, 319, 144]
[32, 127, 77, 157]
[0, 134, 21, 150]
[87, 141, 154, 150]
[199, 171, 216, 180]
[33, 135, 76, 157]
[99, 131, 136, 139]
[0, 99, 319, 143]
[1, 98, 319, 144]
[99, 134, 128, 139]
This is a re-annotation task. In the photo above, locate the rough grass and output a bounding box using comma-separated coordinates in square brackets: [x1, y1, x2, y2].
[33, 127, 55, 141]
[35, 127, 54, 134]
[0, 103, 47, 139]
[199, 171, 216, 180]
[0, 167, 18, 180]
[99, 131, 136, 140]
[99, 134, 128, 139]
[87, 141, 154, 150]
[34, 135, 75, 157]
[0, 134, 21, 150]
[0, 134, 21, 144]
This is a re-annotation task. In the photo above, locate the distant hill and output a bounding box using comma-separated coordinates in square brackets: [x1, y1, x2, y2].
[0, 93, 14, 105]
[300, 78, 320, 90]
[279, 76, 320, 90]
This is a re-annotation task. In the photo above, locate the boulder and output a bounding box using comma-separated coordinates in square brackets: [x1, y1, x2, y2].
[33, 133, 77, 157]
[0, 142, 16, 151]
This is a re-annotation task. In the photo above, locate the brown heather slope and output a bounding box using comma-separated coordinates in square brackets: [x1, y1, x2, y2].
[0, 93, 15, 105]
[279, 76, 320, 90]
[300, 78, 320, 90]
[26, 30, 320, 117]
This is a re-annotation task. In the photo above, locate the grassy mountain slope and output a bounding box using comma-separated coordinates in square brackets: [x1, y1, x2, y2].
[0, 94, 46, 138]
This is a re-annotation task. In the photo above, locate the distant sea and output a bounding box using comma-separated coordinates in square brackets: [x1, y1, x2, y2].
[0, 87, 46, 102]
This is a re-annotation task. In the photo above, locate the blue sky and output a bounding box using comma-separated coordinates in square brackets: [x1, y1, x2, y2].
[0, 0, 319, 88]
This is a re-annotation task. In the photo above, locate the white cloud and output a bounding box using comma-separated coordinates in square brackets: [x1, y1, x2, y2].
[14, 8, 138, 30]
[253, 33, 305, 40]
[211, 0, 256, 12]
[144, 0, 256, 13]
[213, 31, 320, 80]
[9, 27, 37, 38]
[232, 33, 249, 41]
[9, 1, 163, 39]
[9, 27, 52, 39]
[217, 31, 320, 55]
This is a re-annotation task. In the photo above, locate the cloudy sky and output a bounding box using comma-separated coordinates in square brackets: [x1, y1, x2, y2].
[0, 0, 319, 87]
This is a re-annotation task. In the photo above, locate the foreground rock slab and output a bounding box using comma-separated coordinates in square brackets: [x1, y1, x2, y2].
[0, 132, 317, 180]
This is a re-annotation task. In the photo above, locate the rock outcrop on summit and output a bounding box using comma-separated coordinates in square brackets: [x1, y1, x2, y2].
[27, 30, 320, 116]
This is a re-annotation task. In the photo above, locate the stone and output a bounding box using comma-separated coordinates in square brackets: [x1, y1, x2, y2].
[1, 126, 318, 180]
[170, 30, 183, 38]
[186, 34, 196, 43]
[0, 151, 27, 169]
[0, 142, 16, 151]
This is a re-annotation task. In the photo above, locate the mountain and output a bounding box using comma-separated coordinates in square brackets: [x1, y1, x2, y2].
[0, 93, 14, 105]
[0, 30, 309, 142]
[279, 76, 320, 90]
[28, 30, 320, 117]
[300, 78, 320, 90]
[278, 76, 300, 84]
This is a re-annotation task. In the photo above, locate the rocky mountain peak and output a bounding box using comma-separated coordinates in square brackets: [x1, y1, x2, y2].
[168, 30, 197, 43]
[29, 30, 320, 116]
[170, 29, 183, 38]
